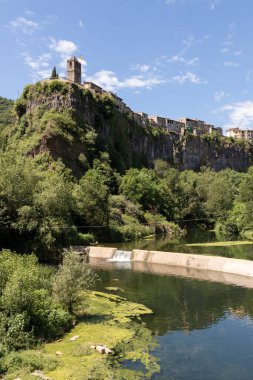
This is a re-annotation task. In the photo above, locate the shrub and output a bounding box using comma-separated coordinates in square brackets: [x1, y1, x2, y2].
[45, 80, 69, 95]
[1, 349, 58, 374]
[14, 98, 27, 118]
[53, 250, 97, 314]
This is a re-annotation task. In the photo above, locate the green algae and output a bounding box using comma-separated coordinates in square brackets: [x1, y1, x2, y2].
[43, 291, 159, 379]
[186, 241, 253, 247]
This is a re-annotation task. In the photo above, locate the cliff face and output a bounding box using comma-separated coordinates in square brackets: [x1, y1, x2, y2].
[14, 80, 253, 174]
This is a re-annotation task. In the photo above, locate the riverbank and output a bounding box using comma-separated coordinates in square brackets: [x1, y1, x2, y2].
[44, 291, 159, 379]
[2, 291, 159, 380]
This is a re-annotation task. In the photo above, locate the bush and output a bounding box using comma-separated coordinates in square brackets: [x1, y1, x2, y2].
[98, 95, 115, 119]
[44, 80, 69, 95]
[14, 98, 27, 118]
[1, 349, 58, 374]
[53, 250, 97, 314]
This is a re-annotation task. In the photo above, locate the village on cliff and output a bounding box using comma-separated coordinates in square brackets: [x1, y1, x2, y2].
[61, 57, 252, 142]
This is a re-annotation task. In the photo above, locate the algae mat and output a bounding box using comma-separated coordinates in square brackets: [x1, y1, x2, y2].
[44, 291, 159, 379]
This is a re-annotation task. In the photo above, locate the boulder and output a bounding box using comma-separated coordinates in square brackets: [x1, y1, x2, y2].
[69, 335, 80, 341]
[32, 370, 52, 380]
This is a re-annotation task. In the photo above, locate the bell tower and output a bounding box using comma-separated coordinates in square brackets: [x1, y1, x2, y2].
[67, 57, 81, 84]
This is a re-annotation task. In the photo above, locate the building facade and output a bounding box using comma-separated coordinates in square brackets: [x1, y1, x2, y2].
[227, 128, 253, 141]
[67, 57, 81, 84]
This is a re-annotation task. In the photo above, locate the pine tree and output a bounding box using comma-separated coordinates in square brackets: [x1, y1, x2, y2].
[50, 66, 58, 79]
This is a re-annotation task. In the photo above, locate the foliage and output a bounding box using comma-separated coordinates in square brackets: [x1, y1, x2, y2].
[53, 249, 97, 313]
[73, 169, 110, 227]
[44, 291, 158, 380]
[14, 97, 27, 118]
[50, 66, 59, 79]
[97, 94, 115, 119]
[1, 350, 58, 375]
[0, 250, 73, 359]
[0, 96, 14, 127]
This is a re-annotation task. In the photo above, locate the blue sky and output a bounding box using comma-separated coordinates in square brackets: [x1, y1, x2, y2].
[1, 0, 253, 132]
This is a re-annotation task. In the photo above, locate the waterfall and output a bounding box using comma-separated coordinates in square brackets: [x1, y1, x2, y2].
[108, 250, 132, 262]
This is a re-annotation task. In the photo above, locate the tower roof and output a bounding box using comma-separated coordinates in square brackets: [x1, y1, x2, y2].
[67, 56, 80, 62]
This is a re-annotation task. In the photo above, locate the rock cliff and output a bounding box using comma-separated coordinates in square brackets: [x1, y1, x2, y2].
[12, 80, 253, 175]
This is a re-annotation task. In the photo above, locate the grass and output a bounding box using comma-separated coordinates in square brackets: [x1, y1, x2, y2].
[43, 291, 158, 380]
[186, 241, 253, 247]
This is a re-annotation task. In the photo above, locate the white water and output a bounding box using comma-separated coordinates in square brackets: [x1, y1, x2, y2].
[108, 250, 132, 262]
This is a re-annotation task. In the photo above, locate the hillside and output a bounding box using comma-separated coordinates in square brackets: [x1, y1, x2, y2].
[1, 79, 253, 257]
[4, 79, 253, 176]
[0, 96, 14, 148]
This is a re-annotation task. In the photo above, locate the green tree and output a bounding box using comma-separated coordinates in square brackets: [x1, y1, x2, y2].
[73, 169, 110, 226]
[53, 250, 97, 314]
[50, 66, 58, 79]
[119, 168, 160, 211]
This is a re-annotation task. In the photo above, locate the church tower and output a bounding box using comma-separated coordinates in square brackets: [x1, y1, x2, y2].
[67, 57, 81, 84]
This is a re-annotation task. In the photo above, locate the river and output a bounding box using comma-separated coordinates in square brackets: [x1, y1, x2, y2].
[91, 229, 253, 379]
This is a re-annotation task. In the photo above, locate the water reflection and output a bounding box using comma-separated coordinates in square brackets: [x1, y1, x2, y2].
[94, 266, 253, 379]
[105, 228, 253, 260]
[95, 266, 253, 335]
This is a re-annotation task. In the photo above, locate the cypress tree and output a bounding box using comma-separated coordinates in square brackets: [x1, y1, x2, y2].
[50, 66, 58, 79]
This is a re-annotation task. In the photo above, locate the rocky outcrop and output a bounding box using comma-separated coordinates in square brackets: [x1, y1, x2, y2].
[23, 81, 253, 173]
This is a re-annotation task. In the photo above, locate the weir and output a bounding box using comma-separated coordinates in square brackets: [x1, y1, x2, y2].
[87, 246, 253, 288]
[108, 250, 132, 262]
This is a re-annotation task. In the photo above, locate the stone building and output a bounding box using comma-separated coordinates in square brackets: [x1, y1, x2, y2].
[67, 57, 81, 84]
[166, 118, 185, 133]
[227, 127, 253, 141]
[179, 118, 222, 136]
[83, 82, 103, 94]
[148, 115, 167, 128]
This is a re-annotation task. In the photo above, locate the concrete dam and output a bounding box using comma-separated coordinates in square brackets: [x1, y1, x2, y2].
[87, 246, 253, 289]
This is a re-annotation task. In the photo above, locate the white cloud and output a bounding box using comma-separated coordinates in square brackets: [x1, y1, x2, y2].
[8, 16, 38, 34]
[49, 39, 78, 55]
[173, 71, 205, 85]
[234, 51, 242, 56]
[224, 61, 240, 68]
[132, 64, 151, 73]
[214, 90, 228, 102]
[222, 101, 253, 130]
[167, 54, 199, 66]
[79, 20, 84, 29]
[48, 38, 87, 73]
[86, 70, 165, 91]
[22, 52, 52, 80]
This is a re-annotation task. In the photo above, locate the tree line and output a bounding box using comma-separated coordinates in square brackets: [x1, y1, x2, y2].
[0, 146, 252, 259]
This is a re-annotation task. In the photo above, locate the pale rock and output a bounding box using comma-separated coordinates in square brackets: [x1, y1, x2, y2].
[69, 335, 80, 341]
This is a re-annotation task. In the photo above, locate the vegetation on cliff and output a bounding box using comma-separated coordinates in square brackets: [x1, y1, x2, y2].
[0, 80, 253, 257]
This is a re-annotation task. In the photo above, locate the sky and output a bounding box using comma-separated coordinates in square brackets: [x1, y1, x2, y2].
[1, 0, 253, 132]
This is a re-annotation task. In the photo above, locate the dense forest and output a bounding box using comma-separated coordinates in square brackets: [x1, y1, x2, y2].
[0, 81, 253, 260]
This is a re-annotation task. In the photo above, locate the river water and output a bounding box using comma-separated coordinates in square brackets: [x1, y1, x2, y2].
[92, 229, 253, 379]
[105, 228, 253, 260]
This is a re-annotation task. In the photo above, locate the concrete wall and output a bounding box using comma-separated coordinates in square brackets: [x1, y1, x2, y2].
[133, 250, 253, 278]
[88, 247, 253, 279]
[88, 246, 116, 259]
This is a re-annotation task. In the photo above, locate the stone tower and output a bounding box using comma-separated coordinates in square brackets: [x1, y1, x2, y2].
[67, 57, 81, 84]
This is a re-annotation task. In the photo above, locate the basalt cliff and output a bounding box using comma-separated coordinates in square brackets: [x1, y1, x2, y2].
[6, 80, 253, 175]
